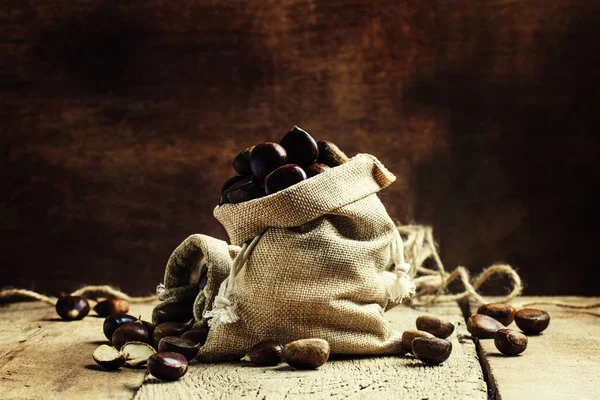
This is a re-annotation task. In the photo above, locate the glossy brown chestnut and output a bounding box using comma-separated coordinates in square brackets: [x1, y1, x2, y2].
[55, 295, 90, 321]
[401, 329, 435, 355]
[152, 320, 193, 345]
[264, 164, 307, 195]
[94, 299, 130, 318]
[158, 336, 199, 361]
[304, 163, 330, 178]
[283, 338, 330, 369]
[112, 321, 150, 349]
[279, 126, 319, 167]
[233, 146, 254, 176]
[416, 316, 455, 339]
[494, 328, 528, 356]
[317, 140, 349, 167]
[147, 352, 188, 381]
[467, 314, 505, 339]
[412, 337, 452, 365]
[103, 314, 137, 341]
[477, 303, 516, 326]
[250, 142, 288, 179]
[241, 340, 284, 366]
[514, 308, 550, 334]
[219, 175, 247, 204]
[223, 176, 265, 204]
[181, 327, 209, 346]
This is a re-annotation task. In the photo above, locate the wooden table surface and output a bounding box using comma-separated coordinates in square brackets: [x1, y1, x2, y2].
[1, 297, 598, 399]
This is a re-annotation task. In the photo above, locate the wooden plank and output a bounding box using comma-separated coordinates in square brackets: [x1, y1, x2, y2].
[469, 296, 600, 400]
[0, 301, 157, 400]
[135, 302, 487, 400]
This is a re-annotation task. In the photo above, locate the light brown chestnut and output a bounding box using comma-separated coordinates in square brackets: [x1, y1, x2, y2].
[147, 352, 188, 381]
[494, 328, 528, 356]
[241, 340, 284, 366]
[94, 299, 130, 317]
[412, 337, 452, 365]
[283, 338, 330, 369]
[55, 295, 90, 321]
[401, 329, 435, 355]
[317, 140, 349, 167]
[477, 303, 516, 326]
[467, 314, 505, 339]
[514, 308, 550, 334]
[415, 316, 455, 339]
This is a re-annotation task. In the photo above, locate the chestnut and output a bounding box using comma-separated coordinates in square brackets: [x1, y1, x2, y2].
[264, 164, 307, 195]
[94, 299, 130, 318]
[477, 303, 516, 326]
[222, 176, 265, 204]
[467, 314, 505, 339]
[514, 308, 550, 334]
[279, 126, 319, 167]
[317, 140, 349, 167]
[92, 344, 125, 370]
[304, 163, 330, 178]
[153, 303, 194, 325]
[412, 337, 452, 365]
[147, 352, 188, 381]
[283, 338, 330, 370]
[233, 146, 254, 176]
[401, 329, 435, 355]
[241, 340, 283, 366]
[158, 336, 199, 361]
[494, 328, 528, 356]
[55, 295, 90, 321]
[121, 341, 157, 367]
[250, 142, 288, 179]
[181, 327, 209, 346]
[112, 321, 150, 349]
[103, 314, 137, 341]
[416, 316, 455, 339]
[152, 320, 194, 345]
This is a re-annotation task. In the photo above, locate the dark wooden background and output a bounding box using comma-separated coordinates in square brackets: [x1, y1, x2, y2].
[1, 0, 599, 296]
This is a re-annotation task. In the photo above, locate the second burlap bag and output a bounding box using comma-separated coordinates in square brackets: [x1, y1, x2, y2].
[153, 153, 415, 361]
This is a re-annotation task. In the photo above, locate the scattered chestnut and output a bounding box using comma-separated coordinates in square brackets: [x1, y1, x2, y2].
[250, 142, 288, 179]
[279, 126, 319, 167]
[241, 340, 284, 366]
[158, 337, 199, 361]
[467, 314, 505, 339]
[477, 303, 516, 326]
[112, 321, 150, 349]
[94, 299, 130, 317]
[181, 327, 209, 346]
[416, 316, 455, 339]
[147, 352, 188, 381]
[152, 320, 193, 345]
[103, 314, 137, 341]
[121, 341, 157, 367]
[92, 344, 125, 370]
[55, 295, 90, 321]
[494, 328, 528, 356]
[233, 146, 254, 176]
[401, 329, 435, 355]
[283, 338, 330, 370]
[317, 140, 349, 167]
[305, 163, 330, 178]
[411, 337, 452, 365]
[264, 164, 307, 195]
[514, 308, 550, 334]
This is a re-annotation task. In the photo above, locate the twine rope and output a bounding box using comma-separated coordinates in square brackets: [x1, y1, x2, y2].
[0, 285, 157, 305]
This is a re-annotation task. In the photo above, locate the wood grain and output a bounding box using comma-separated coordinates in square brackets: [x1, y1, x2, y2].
[1, 0, 599, 295]
[469, 296, 600, 400]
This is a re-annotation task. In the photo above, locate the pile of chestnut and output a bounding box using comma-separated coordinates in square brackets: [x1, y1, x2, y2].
[401, 315, 455, 365]
[220, 126, 349, 204]
[467, 303, 550, 356]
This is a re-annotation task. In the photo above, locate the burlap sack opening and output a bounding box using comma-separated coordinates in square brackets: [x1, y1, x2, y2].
[153, 154, 415, 361]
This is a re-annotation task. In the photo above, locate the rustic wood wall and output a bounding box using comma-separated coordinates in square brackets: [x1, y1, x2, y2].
[1, 1, 599, 295]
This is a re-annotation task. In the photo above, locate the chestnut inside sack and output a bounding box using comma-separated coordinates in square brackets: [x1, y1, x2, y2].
[152, 153, 415, 361]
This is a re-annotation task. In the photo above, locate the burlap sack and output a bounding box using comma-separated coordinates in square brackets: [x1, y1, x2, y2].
[153, 154, 415, 361]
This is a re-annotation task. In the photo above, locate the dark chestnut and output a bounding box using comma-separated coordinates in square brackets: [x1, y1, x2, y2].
[401, 329, 435, 355]
[153, 303, 195, 325]
[158, 337, 199, 361]
[94, 298, 129, 318]
[494, 328, 528, 356]
[416, 316, 455, 339]
[317, 140, 349, 167]
[467, 314, 505, 339]
[412, 337, 452, 365]
[477, 303, 516, 326]
[181, 327, 209, 346]
[103, 314, 137, 341]
[279, 126, 319, 167]
[55, 295, 90, 321]
[147, 352, 188, 381]
[264, 164, 307, 195]
[249, 142, 288, 179]
[220, 175, 247, 204]
[305, 163, 330, 178]
[514, 308, 550, 334]
[153, 320, 193, 345]
[241, 340, 283, 366]
[112, 321, 150, 349]
[233, 146, 254, 176]
[223, 176, 265, 204]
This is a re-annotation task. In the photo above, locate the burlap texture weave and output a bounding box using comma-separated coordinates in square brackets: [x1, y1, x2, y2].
[154, 154, 411, 361]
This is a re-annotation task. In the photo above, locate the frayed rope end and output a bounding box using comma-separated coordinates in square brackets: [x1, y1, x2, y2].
[203, 295, 239, 327]
[387, 262, 416, 302]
